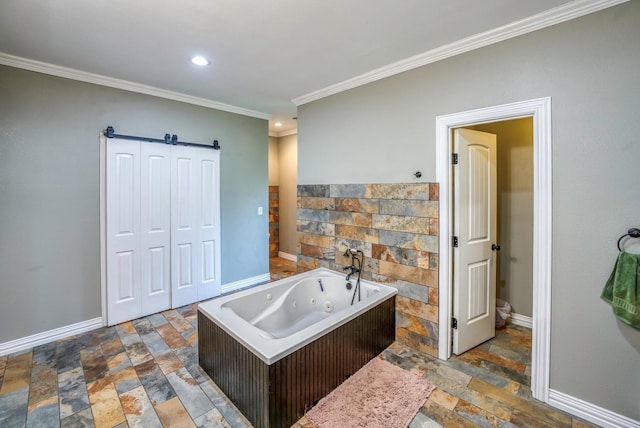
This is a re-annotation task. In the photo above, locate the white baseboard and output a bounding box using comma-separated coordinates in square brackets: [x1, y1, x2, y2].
[0, 317, 104, 356]
[278, 251, 297, 262]
[509, 312, 533, 329]
[221, 273, 271, 294]
[549, 389, 640, 428]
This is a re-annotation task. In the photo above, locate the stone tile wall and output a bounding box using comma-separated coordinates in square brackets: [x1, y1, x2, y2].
[296, 183, 440, 356]
[268, 186, 279, 258]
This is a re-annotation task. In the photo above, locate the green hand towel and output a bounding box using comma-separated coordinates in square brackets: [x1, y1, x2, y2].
[601, 251, 640, 329]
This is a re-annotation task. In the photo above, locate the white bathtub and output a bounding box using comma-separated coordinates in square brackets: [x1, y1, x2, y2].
[198, 267, 397, 364]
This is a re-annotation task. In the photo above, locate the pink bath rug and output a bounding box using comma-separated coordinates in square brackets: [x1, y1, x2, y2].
[305, 357, 436, 428]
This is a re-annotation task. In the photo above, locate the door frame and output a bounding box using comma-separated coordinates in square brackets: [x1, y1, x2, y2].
[100, 133, 108, 328]
[435, 97, 552, 402]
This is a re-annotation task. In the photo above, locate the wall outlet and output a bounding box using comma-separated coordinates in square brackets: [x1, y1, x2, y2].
[258, 206, 263, 215]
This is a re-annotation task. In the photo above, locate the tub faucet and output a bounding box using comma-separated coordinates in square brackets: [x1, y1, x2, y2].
[343, 264, 360, 282]
[343, 248, 364, 304]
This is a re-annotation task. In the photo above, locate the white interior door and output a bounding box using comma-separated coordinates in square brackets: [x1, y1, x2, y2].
[106, 139, 142, 325]
[453, 128, 498, 354]
[171, 145, 221, 307]
[140, 143, 171, 316]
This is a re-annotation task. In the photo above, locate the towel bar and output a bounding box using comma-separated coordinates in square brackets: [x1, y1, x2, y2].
[617, 228, 640, 251]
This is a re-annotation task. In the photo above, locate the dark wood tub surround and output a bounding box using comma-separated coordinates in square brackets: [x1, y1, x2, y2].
[198, 295, 395, 428]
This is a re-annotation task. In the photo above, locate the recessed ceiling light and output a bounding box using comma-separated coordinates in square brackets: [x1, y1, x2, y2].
[191, 56, 210, 66]
[274, 122, 283, 127]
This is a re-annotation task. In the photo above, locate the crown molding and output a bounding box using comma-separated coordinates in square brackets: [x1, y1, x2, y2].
[292, 0, 629, 106]
[278, 128, 298, 138]
[0, 52, 272, 120]
[269, 128, 298, 138]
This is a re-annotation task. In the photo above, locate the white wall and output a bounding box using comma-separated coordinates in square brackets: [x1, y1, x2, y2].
[297, 3, 640, 421]
[268, 136, 280, 186]
[277, 134, 298, 256]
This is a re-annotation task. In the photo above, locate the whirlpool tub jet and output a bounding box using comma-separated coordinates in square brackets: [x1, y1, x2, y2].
[197, 267, 397, 428]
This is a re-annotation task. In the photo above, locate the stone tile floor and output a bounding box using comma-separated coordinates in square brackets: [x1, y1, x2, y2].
[295, 323, 597, 428]
[269, 256, 297, 281]
[0, 258, 598, 427]
[0, 304, 249, 428]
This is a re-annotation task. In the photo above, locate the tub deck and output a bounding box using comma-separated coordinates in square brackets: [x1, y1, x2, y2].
[198, 293, 395, 428]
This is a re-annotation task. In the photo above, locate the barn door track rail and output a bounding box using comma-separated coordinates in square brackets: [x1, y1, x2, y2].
[104, 126, 220, 150]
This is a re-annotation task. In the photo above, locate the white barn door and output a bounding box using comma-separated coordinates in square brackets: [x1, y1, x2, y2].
[195, 148, 221, 301]
[171, 145, 221, 307]
[106, 139, 220, 325]
[106, 139, 143, 325]
[140, 144, 172, 316]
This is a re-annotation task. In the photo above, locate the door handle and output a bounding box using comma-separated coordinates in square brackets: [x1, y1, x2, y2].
[491, 244, 501, 251]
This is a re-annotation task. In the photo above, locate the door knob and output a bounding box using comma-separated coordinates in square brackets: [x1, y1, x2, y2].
[491, 244, 501, 251]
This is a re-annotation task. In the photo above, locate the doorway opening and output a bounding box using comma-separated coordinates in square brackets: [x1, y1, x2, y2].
[435, 97, 552, 402]
[467, 118, 534, 330]
[268, 132, 298, 280]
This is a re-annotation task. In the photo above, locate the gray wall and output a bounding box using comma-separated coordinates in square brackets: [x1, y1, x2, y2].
[0, 65, 269, 343]
[298, 2, 640, 420]
[472, 119, 533, 318]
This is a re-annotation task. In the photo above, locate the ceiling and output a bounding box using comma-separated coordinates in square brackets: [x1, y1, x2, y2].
[0, 0, 604, 134]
